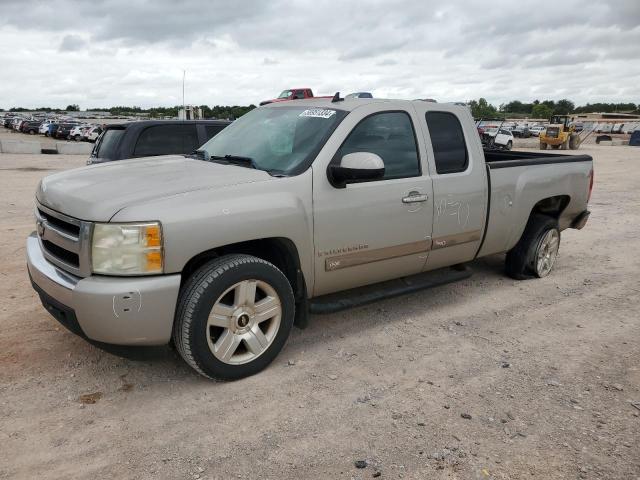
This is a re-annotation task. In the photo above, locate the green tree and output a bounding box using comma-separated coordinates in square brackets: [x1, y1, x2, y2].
[532, 104, 553, 120]
[554, 99, 575, 115]
[65, 104, 80, 111]
[468, 98, 502, 119]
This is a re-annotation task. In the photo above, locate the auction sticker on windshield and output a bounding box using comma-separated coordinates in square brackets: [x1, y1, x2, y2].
[299, 109, 336, 119]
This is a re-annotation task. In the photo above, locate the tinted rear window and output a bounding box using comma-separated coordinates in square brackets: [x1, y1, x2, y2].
[425, 112, 468, 174]
[133, 124, 199, 157]
[96, 129, 125, 160]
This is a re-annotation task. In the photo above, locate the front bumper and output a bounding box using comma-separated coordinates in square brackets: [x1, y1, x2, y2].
[27, 232, 181, 346]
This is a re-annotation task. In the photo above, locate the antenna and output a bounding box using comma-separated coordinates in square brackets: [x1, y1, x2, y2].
[331, 92, 343, 103]
[182, 70, 186, 117]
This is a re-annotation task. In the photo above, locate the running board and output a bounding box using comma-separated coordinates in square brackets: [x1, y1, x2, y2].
[309, 265, 472, 315]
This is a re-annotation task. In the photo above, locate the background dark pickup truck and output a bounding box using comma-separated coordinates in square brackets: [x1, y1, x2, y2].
[88, 120, 231, 164]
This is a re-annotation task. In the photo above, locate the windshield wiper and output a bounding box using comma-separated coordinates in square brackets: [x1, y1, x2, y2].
[185, 149, 209, 160]
[210, 154, 257, 169]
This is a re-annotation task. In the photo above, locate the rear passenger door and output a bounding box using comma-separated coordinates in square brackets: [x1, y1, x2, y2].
[132, 124, 199, 157]
[413, 105, 488, 271]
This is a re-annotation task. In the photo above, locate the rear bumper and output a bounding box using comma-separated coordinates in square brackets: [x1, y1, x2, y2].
[27, 232, 181, 345]
[570, 210, 590, 230]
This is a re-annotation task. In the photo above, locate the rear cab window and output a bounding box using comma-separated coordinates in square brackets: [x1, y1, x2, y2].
[425, 112, 469, 174]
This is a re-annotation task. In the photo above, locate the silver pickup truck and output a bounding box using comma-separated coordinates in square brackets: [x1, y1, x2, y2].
[27, 98, 593, 380]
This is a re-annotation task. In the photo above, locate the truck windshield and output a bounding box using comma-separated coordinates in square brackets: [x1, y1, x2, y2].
[278, 90, 293, 99]
[199, 106, 346, 175]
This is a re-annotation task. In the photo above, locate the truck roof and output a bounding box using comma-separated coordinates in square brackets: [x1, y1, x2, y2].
[263, 97, 469, 113]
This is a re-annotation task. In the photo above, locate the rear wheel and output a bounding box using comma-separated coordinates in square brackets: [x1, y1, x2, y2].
[505, 141, 513, 151]
[569, 134, 581, 149]
[539, 142, 547, 150]
[173, 254, 295, 380]
[505, 214, 560, 280]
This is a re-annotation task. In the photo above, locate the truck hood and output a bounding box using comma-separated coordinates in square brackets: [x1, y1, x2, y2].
[36, 155, 273, 221]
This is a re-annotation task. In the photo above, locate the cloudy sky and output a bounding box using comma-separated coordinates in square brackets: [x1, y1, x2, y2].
[1, 0, 639, 109]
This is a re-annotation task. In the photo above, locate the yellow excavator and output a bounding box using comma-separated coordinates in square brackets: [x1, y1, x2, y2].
[540, 115, 581, 150]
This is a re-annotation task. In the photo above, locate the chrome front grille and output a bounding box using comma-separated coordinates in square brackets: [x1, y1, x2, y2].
[35, 202, 92, 277]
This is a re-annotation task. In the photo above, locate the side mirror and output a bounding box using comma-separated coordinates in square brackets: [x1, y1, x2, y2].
[328, 152, 385, 188]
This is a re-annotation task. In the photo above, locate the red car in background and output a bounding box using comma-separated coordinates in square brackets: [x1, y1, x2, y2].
[259, 88, 330, 106]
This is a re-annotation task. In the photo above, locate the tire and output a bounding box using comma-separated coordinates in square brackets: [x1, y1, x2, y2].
[74, 135, 80, 142]
[505, 141, 512, 151]
[505, 214, 560, 280]
[539, 142, 547, 150]
[569, 134, 580, 149]
[561, 137, 569, 150]
[173, 254, 295, 380]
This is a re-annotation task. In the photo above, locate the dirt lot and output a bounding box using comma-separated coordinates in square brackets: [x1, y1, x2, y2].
[1, 144, 639, 480]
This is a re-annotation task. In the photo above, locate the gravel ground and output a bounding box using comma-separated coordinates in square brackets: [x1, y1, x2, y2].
[0, 144, 639, 479]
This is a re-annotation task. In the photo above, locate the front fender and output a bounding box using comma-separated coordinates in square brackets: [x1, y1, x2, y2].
[111, 170, 315, 292]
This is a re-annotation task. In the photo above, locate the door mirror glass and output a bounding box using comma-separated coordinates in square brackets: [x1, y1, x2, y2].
[328, 152, 385, 188]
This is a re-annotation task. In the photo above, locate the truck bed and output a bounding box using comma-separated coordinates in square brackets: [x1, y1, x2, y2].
[477, 149, 593, 259]
[484, 149, 592, 169]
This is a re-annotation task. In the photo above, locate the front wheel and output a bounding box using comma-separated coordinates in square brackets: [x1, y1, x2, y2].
[505, 141, 513, 151]
[539, 142, 547, 150]
[173, 254, 295, 380]
[505, 215, 560, 280]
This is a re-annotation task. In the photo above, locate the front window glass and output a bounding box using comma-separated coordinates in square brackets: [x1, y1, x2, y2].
[277, 90, 293, 99]
[200, 106, 345, 175]
[336, 111, 420, 179]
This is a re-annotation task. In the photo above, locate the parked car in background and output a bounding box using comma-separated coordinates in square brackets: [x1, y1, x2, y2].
[611, 123, 624, 134]
[481, 127, 514, 150]
[69, 124, 91, 141]
[623, 123, 639, 134]
[598, 123, 613, 134]
[259, 88, 332, 106]
[54, 123, 79, 140]
[21, 120, 42, 134]
[345, 92, 373, 99]
[12, 118, 25, 131]
[529, 125, 546, 136]
[39, 121, 54, 135]
[512, 125, 531, 138]
[88, 120, 231, 164]
[85, 126, 103, 142]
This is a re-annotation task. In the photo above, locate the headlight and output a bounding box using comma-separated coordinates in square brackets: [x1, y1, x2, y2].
[91, 222, 163, 275]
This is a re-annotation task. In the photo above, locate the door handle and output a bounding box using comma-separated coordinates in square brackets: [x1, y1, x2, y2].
[402, 192, 428, 203]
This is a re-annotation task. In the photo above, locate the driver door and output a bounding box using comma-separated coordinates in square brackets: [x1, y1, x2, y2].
[312, 107, 433, 296]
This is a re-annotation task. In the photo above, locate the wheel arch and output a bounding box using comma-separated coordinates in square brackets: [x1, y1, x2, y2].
[180, 237, 307, 302]
[530, 194, 570, 220]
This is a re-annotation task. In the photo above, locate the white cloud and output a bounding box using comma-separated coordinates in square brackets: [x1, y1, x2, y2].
[0, 0, 638, 109]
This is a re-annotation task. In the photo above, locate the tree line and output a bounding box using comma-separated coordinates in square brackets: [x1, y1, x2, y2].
[3, 104, 257, 120]
[469, 98, 639, 120]
[4, 100, 638, 121]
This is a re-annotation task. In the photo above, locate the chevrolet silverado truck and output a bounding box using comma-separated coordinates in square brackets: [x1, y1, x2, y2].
[27, 98, 593, 380]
